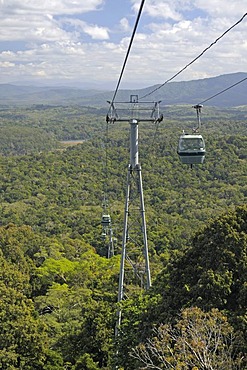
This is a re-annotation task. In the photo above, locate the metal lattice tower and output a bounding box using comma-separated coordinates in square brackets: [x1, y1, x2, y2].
[106, 95, 163, 335]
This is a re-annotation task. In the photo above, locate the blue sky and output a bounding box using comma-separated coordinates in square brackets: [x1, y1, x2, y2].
[0, 0, 246, 89]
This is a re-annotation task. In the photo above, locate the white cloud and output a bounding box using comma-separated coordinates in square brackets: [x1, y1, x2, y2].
[130, 0, 191, 20]
[0, 0, 104, 15]
[59, 18, 109, 40]
[144, 1, 183, 21]
[0, 13, 74, 42]
[194, 0, 246, 17]
[120, 18, 131, 33]
[0, 0, 106, 43]
[0, 0, 246, 88]
[83, 25, 109, 40]
[0, 61, 15, 68]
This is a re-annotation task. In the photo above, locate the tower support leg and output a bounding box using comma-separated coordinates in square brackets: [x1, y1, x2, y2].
[115, 165, 131, 336]
[136, 164, 151, 289]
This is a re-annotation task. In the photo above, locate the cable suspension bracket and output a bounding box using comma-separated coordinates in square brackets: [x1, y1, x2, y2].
[193, 104, 203, 132]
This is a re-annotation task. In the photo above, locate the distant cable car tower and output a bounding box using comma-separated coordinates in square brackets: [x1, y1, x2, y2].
[106, 95, 163, 335]
[101, 213, 114, 258]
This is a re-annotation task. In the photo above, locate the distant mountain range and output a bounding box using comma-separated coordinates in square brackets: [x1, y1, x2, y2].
[0, 72, 246, 107]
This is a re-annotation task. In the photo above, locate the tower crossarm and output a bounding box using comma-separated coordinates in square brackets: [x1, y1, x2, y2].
[106, 96, 163, 124]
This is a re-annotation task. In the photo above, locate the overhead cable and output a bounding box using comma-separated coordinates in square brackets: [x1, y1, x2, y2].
[103, 120, 109, 198]
[140, 12, 247, 100]
[197, 75, 247, 105]
[109, 0, 146, 106]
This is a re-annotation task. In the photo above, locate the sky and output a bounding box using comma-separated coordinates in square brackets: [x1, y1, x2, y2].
[0, 0, 246, 89]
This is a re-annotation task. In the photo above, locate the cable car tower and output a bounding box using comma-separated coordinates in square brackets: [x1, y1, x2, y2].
[101, 198, 114, 258]
[106, 95, 163, 335]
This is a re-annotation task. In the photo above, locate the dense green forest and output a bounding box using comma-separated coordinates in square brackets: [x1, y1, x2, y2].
[0, 104, 246, 369]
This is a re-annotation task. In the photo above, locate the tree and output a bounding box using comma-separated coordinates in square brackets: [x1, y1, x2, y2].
[74, 353, 100, 370]
[151, 205, 247, 333]
[131, 307, 244, 370]
[0, 270, 48, 369]
[129, 205, 247, 370]
[35, 250, 120, 368]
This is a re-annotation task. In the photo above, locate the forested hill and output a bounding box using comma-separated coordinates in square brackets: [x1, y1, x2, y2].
[0, 113, 246, 248]
[0, 102, 246, 369]
[1, 71, 247, 107]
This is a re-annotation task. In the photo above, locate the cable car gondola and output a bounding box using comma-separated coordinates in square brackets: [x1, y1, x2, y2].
[177, 133, 206, 165]
[101, 214, 111, 227]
